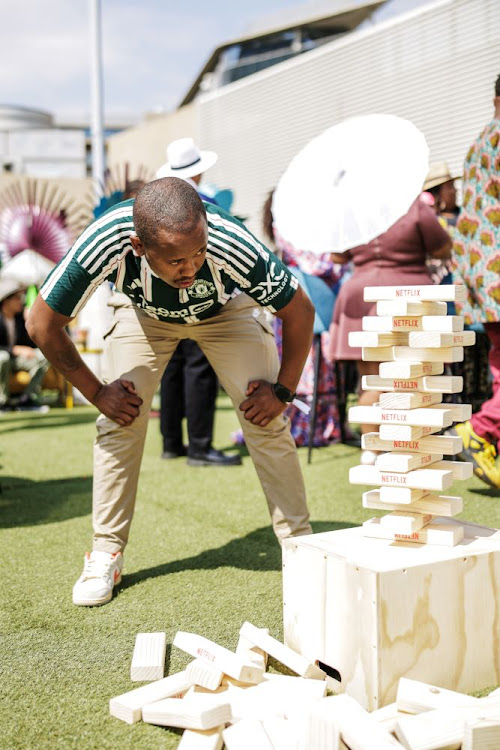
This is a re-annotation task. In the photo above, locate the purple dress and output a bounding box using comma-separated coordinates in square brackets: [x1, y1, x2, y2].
[329, 198, 450, 360]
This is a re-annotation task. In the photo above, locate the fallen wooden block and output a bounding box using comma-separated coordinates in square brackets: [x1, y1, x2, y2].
[395, 701, 500, 750]
[463, 717, 500, 749]
[370, 702, 411, 735]
[379, 511, 434, 534]
[362, 375, 463, 394]
[297, 699, 340, 750]
[408, 330, 476, 348]
[393, 345, 464, 363]
[130, 632, 167, 682]
[236, 628, 269, 670]
[363, 490, 463, 517]
[173, 631, 264, 684]
[378, 392, 442, 410]
[363, 315, 464, 333]
[364, 284, 466, 302]
[378, 424, 440, 441]
[362, 346, 396, 361]
[379, 361, 444, 378]
[375, 452, 443, 472]
[109, 669, 193, 724]
[178, 726, 224, 750]
[428, 402, 472, 422]
[362, 432, 463, 455]
[376, 299, 448, 316]
[142, 695, 232, 730]
[378, 486, 430, 504]
[263, 718, 299, 750]
[349, 464, 454, 491]
[315, 694, 405, 749]
[431, 459, 473, 481]
[363, 517, 465, 546]
[256, 673, 327, 718]
[349, 405, 453, 428]
[239, 621, 326, 680]
[186, 659, 224, 691]
[223, 719, 274, 749]
[349, 331, 409, 347]
[396, 677, 480, 714]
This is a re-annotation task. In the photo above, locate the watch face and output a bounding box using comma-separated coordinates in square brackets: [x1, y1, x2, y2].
[273, 383, 295, 402]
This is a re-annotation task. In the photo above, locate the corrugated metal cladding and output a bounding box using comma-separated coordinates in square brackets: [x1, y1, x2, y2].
[198, 0, 500, 239]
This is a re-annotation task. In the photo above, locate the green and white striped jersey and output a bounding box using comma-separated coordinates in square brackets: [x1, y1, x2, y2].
[40, 200, 298, 325]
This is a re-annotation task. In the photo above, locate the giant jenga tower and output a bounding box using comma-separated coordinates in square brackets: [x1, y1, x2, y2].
[348, 284, 474, 546]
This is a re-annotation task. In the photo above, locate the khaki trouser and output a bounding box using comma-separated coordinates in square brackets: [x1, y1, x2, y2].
[93, 294, 312, 553]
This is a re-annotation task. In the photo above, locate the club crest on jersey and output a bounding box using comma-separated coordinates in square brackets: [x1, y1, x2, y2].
[188, 279, 216, 298]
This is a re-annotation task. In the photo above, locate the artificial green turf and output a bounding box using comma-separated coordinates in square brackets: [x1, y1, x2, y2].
[1, 395, 500, 748]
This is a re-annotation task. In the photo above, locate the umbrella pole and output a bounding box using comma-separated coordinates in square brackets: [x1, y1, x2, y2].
[308, 334, 322, 464]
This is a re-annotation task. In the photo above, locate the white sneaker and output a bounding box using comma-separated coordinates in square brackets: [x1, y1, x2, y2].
[72, 550, 123, 606]
[360, 449, 379, 465]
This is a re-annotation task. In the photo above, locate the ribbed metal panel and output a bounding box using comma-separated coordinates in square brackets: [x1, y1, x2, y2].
[198, 0, 500, 239]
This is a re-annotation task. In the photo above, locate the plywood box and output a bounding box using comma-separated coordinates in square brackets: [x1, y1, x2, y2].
[282, 521, 500, 711]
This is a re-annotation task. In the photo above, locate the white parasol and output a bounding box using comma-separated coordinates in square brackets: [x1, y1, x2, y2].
[272, 114, 429, 255]
[1, 249, 55, 287]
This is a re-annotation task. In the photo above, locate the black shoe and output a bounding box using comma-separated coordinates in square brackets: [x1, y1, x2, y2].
[161, 446, 187, 459]
[187, 448, 242, 467]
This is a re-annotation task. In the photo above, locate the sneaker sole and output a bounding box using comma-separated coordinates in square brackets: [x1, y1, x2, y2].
[72, 573, 122, 606]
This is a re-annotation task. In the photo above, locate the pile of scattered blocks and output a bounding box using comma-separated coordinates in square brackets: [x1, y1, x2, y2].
[109, 623, 500, 748]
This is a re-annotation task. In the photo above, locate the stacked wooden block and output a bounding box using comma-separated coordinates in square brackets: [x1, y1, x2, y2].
[348, 285, 474, 547]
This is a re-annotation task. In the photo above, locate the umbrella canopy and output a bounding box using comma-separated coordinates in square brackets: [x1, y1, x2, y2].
[272, 114, 429, 255]
[1, 249, 55, 288]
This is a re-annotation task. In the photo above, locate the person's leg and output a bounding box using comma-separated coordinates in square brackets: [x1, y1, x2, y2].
[0, 350, 11, 407]
[192, 295, 311, 541]
[160, 343, 186, 456]
[470, 322, 500, 446]
[356, 360, 381, 433]
[13, 349, 49, 400]
[183, 339, 216, 456]
[93, 306, 180, 553]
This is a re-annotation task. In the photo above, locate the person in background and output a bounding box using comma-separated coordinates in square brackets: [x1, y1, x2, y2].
[0, 278, 48, 411]
[424, 162, 460, 228]
[329, 198, 451, 464]
[156, 138, 241, 466]
[448, 74, 500, 488]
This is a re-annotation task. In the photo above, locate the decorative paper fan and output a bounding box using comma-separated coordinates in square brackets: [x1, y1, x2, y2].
[93, 163, 154, 217]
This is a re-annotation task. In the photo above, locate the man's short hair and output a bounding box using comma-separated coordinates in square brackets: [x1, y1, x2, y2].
[133, 177, 206, 246]
[495, 74, 500, 98]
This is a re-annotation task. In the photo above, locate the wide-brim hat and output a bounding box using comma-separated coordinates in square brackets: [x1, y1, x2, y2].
[156, 137, 218, 180]
[0, 276, 25, 304]
[423, 162, 458, 191]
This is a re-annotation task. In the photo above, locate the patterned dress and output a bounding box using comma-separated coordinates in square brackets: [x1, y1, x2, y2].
[452, 119, 500, 324]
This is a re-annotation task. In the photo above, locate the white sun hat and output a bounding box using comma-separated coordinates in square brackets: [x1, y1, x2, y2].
[156, 137, 218, 180]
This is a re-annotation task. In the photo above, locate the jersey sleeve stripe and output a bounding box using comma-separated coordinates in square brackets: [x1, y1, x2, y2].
[75, 206, 134, 263]
[69, 246, 132, 317]
[208, 237, 254, 276]
[206, 250, 251, 289]
[207, 214, 261, 259]
[79, 222, 134, 268]
[86, 235, 134, 275]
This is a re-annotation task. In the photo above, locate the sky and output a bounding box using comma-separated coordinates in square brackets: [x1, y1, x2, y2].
[0, 0, 313, 126]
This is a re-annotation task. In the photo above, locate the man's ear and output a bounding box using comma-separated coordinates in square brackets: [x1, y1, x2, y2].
[130, 235, 144, 257]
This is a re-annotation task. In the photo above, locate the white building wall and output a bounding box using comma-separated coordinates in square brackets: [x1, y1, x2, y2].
[198, 0, 500, 239]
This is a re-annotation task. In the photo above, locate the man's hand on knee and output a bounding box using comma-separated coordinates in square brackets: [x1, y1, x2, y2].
[239, 379, 286, 427]
[93, 379, 143, 426]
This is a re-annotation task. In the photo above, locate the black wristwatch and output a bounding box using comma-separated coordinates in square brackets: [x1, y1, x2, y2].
[272, 382, 296, 403]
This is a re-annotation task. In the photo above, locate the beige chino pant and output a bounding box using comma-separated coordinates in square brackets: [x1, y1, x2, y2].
[93, 293, 312, 553]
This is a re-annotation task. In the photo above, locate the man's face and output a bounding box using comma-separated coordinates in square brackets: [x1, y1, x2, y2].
[439, 180, 456, 211]
[131, 217, 208, 289]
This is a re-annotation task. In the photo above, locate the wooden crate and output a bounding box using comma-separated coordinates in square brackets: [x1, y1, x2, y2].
[282, 521, 500, 711]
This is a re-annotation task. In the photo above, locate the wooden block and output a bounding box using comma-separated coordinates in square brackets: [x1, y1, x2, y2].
[396, 677, 480, 714]
[379, 486, 430, 504]
[378, 392, 442, 410]
[130, 632, 167, 682]
[428, 402, 472, 422]
[379, 361, 444, 378]
[420, 315, 465, 332]
[349, 405, 453, 428]
[393, 345, 464, 362]
[142, 695, 232, 730]
[378, 424, 440, 441]
[263, 718, 299, 750]
[408, 330, 476, 348]
[178, 726, 224, 750]
[315, 694, 405, 749]
[349, 331, 409, 347]
[363, 315, 464, 333]
[395, 701, 500, 750]
[379, 511, 433, 534]
[463, 717, 500, 749]
[223, 719, 274, 750]
[363, 375, 462, 394]
[109, 670, 193, 724]
[370, 703, 411, 735]
[350, 464, 454, 491]
[297, 699, 340, 750]
[239, 621, 326, 681]
[362, 346, 395, 361]
[431, 459, 473, 481]
[186, 659, 224, 691]
[363, 517, 465, 546]
[173, 631, 264, 684]
[363, 490, 463, 517]
[364, 284, 466, 302]
[376, 300, 448, 316]
[236, 629, 269, 670]
[231, 674, 327, 723]
[376, 452, 442, 472]
[362, 432, 463, 455]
